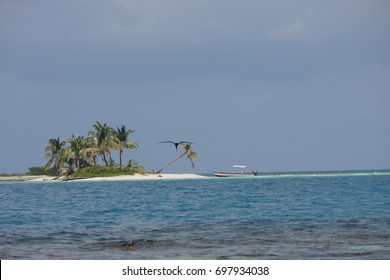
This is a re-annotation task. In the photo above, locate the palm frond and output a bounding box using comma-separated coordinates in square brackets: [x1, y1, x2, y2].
[125, 141, 138, 150]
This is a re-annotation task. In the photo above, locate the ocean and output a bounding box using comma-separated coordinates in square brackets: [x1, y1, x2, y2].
[0, 171, 389, 259]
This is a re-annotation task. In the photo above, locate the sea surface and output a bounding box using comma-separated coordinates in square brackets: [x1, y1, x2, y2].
[0, 171, 389, 259]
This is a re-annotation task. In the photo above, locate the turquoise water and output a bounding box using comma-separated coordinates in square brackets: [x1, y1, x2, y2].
[0, 172, 389, 259]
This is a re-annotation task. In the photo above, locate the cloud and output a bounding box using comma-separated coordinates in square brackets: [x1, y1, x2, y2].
[267, 21, 311, 41]
[1, 0, 389, 172]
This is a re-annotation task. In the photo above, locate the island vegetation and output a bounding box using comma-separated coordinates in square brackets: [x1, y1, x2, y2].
[16, 121, 198, 180]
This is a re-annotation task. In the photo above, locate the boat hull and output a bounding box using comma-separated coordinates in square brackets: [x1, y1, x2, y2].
[213, 171, 256, 177]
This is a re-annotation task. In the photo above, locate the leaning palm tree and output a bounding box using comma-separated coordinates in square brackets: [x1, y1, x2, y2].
[156, 143, 198, 174]
[88, 121, 118, 166]
[113, 125, 138, 167]
[44, 137, 66, 173]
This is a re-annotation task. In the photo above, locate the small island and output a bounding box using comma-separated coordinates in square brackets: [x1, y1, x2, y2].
[0, 121, 203, 182]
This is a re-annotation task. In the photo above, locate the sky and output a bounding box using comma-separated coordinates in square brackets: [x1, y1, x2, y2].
[0, 0, 389, 174]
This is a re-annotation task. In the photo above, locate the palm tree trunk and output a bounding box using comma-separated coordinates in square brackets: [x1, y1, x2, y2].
[156, 152, 186, 174]
[119, 149, 123, 167]
[102, 152, 109, 166]
[55, 162, 60, 175]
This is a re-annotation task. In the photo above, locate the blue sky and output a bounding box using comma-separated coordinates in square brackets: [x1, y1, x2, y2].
[1, 0, 389, 173]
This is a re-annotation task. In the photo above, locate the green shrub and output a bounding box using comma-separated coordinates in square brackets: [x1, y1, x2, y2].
[127, 160, 144, 171]
[76, 166, 130, 174]
[72, 165, 138, 178]
[27, 166, 57, 176]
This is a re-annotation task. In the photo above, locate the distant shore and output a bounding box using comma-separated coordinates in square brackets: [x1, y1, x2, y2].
[0, 173, 208, 183]
[0, 175, 57, 182]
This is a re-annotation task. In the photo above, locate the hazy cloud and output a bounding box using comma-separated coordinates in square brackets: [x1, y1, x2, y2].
[268, 21, 311, 41]
[0, 0, 389, 173]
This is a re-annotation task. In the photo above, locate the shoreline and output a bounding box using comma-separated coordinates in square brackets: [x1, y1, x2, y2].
[2, 169, 389, 183]
[0, 175, 57, 182]
[0, 173, 209, 183]
[74, 173, 208, 181]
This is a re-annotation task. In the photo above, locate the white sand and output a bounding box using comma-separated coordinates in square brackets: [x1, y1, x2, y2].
[0, 173, 209, 182]
[0, 175, 57, 182]
[75, 173, 208, 181]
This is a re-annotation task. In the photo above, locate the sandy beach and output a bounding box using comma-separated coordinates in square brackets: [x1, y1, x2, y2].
[0, 175, 57, 182]
[77, 173, 208, 181]
[0, 173, 208, 182]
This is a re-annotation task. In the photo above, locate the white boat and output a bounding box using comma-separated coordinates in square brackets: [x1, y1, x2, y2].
[213, 165, 257, 177]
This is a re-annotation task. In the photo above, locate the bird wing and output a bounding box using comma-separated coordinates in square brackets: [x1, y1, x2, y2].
[159, 141, 175, 144]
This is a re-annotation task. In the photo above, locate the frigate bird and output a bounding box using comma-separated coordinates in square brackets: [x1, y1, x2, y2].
[159, 141, 193, 151]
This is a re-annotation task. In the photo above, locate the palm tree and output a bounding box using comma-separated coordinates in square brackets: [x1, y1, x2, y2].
[44, 137, 66, 173]
[67, 135, 87, 170]
[113, 125, 138, 167]
[88, 121, 117, 166]
[81, 137, 101, 166]
[156, 143, 198, 174]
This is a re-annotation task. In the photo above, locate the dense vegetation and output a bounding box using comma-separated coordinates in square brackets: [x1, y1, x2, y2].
[43, 121, 141, 177]
[71, 166, 139, 179]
